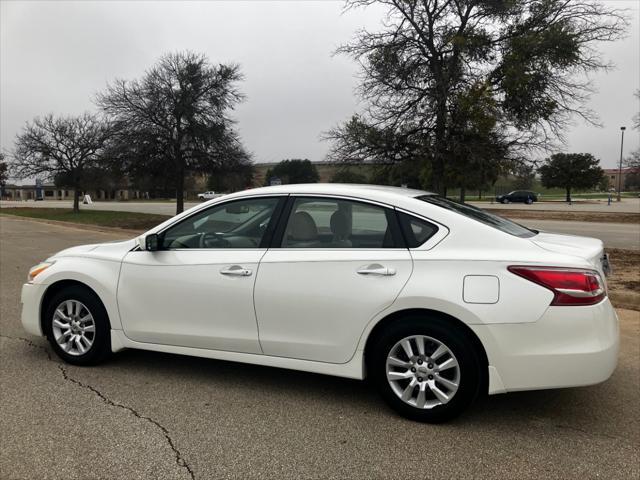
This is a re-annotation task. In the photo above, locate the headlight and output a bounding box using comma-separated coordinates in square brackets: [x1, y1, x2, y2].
[28, 261, 55, 282]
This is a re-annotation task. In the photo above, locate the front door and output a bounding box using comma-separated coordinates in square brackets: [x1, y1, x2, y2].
[118, 196, 284, 353]
[254, 196, 412, 364]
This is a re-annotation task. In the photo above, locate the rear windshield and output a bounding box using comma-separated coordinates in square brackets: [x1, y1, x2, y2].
[417, 195, 537, 238]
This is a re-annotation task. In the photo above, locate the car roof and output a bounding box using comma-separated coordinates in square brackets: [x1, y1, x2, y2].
[228, 183, 435, 201]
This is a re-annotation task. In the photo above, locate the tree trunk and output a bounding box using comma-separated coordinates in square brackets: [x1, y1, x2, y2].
[176, 156, 185, 215]
[460, 186, 466, 203]
[73, 188, 80, 213]
[430, 69, 449, 196]
[565, 187, 571, 203]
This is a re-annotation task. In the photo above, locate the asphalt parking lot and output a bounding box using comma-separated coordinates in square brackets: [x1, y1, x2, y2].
[1, 216, 638, 479]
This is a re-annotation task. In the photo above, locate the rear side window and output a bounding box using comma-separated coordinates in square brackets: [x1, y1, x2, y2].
[418, 195, 536, 238]
[397, 212, 439, 248]
[281, 197, 402, 248]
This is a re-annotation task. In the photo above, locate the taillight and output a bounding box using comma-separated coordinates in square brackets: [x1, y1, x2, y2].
[508, 266, 606, 306]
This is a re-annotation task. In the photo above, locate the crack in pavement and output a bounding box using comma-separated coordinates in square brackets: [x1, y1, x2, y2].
[0, 334, 196, 480]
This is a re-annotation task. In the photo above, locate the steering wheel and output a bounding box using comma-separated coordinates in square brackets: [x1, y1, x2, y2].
[199, 232, 230, 248]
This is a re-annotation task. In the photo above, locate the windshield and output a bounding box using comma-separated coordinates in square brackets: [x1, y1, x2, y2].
[417, 195, 537, 238]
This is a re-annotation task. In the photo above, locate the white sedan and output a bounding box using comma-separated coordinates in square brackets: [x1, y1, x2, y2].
[20, 184, 618, 422]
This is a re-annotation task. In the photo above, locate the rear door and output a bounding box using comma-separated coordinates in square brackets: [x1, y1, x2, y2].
[254, 196, 413, 363]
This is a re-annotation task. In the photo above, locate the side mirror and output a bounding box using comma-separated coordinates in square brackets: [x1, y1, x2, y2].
[146, 233, 160, 251]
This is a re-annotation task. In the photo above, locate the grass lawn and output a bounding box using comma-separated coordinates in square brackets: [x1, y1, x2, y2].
[0, 208, 171, 231]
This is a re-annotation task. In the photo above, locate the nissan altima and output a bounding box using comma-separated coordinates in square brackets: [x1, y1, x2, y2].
[20, 184, 618, 422]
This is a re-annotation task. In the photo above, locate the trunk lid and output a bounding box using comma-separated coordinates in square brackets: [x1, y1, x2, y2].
[531, 232, 609, 276]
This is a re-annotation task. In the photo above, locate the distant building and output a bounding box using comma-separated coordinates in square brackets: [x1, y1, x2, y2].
[603, 167, 639, 190]
[1, 182, 148, 201]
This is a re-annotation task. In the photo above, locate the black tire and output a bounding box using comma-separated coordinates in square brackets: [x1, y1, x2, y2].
[43, 285, 112, 366]
[369, 315, 484, 423]
[501, 198, 509, 204]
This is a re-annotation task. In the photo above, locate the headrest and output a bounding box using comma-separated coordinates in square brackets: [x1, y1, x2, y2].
[289, 211, 318, 241]
[330, 210, 350, 238]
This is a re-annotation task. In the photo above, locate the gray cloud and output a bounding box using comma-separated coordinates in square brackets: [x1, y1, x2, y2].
[1, 0, 638, 168]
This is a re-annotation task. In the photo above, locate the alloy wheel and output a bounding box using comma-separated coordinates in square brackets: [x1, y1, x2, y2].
[51, 299, 96, 356]
[386, 335, 461, 409]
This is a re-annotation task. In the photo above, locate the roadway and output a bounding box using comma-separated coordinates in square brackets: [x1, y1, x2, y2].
[0, 216, 638, 479]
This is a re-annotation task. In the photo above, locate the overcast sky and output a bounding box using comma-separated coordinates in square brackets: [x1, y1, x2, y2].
[1, 0, 638, 169]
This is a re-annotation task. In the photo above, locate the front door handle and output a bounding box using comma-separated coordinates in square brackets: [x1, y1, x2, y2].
[220, 265, 252, 276]
[357, 264, 396, 276]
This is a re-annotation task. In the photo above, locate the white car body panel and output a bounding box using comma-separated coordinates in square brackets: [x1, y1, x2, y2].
[254, 248, 412, 363]
[469, 300, 619, 392]
[23, 239, 137, 333]
[117, 249, 266, 353]
[109, 330, 366, 379]
[20, 183, 619, 396]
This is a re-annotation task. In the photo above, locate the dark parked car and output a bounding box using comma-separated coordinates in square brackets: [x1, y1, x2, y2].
[495, 191, 538, 204]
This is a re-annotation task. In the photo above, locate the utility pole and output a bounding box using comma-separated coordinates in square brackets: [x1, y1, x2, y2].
[617, 126, 626, 202]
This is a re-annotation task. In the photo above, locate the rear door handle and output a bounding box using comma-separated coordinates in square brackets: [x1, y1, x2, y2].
[220, 265, 252, 276]
[357, 264, 396, 276]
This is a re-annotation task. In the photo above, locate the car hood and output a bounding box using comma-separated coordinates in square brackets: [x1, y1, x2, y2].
[49, 239, 137, 262]
[532, 232, 604, 269]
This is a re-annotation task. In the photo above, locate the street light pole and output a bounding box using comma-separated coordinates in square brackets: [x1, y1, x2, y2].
[617, 126, 626, 202]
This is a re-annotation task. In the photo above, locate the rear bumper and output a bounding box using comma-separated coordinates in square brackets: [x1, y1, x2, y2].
[471, 299, 619, 394]
[21, 283, 46, 336]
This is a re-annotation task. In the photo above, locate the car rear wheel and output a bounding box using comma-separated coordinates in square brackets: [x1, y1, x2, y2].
[369, 316, 483, 423]
[44, 286, 111, 365]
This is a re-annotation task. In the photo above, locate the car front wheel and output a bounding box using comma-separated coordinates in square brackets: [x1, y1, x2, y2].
[44, 286, 112, 366]
[370, 317, 484, 423]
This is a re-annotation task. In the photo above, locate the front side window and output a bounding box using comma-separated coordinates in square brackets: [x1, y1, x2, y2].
[161, 197, 280, 249]
[282, 197, 400, 248]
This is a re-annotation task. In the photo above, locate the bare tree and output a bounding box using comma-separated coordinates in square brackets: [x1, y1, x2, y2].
[11, 113, 112, 212]
[97, 51, 249, 214]
[328, 0, 628, 194]
[0, 153, 8, 196]
[625, 90, 640, 169]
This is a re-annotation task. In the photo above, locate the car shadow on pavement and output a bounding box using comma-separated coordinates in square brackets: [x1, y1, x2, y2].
[103, 347, 609, 429]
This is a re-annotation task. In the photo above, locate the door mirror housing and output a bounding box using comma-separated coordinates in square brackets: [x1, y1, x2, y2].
[145, 233, 160, 251]
[137, 233, 160, 251]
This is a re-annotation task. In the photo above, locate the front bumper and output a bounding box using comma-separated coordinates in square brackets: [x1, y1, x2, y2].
[21, 283, 47, 336]
[471, 299, 619, 394]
